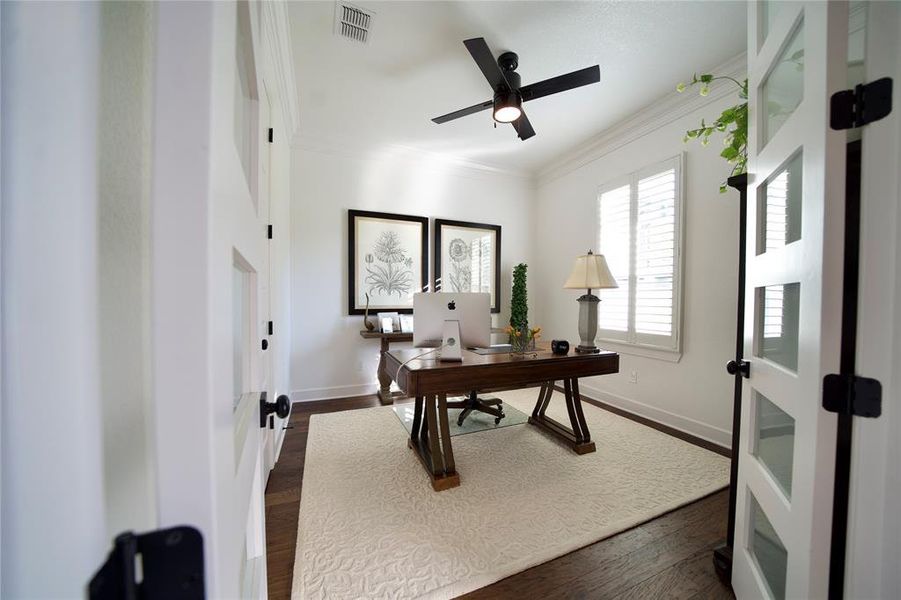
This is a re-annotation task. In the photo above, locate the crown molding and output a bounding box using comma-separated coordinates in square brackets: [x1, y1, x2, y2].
[536, 52, 747, 186]
[261, 1, 300, 140]
[292, 133, 535, 183]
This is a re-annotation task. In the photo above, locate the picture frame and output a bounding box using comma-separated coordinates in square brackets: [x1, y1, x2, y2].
[433, 219, 502, 313]
[348, 210, 428, 315]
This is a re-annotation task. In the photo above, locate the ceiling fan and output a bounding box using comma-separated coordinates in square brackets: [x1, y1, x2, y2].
[431, 37, 601, 141]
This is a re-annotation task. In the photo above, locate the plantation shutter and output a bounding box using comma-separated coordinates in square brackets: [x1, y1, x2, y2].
[634, 167, 677, 339]
[597, 156, 682, 353]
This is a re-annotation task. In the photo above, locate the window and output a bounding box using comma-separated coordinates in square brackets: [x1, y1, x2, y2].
[597, 156, 683, 355]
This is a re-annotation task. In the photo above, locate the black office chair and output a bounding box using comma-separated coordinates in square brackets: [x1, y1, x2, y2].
[447, 391, 505, 426]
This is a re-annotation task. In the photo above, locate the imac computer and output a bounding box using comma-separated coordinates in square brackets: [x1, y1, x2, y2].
[413, 293, 490, 350]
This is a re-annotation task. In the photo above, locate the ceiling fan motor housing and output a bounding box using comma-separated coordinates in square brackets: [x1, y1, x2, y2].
[498, 51, 519, 73]
[493, 51, 522, 122]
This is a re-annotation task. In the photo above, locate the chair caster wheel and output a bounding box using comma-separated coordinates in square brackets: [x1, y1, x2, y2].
[494, 417, 502, 425]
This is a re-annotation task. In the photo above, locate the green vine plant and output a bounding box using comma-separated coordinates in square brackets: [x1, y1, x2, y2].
[677, 73, 748, 193]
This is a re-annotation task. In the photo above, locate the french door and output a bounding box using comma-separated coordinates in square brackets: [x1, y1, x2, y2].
[732, 2, 849, 598]
[152, 2, 271, 597]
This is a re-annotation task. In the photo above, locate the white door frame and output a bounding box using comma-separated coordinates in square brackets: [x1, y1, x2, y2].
[845, 2, 901, 598]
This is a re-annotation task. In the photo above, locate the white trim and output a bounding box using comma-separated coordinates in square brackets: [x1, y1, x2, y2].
[579, 383, 732, 448]
[291, 383, 379, 403]
[596, 339, 682, 363]
[538, 52, 746, 185]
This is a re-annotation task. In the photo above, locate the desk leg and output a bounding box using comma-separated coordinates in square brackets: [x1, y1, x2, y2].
[437, 393, 456, 475]
[376, 337, 393, 405]
[407, 393, 460, 492]
[528, 377, 596, 455]
[410, 395, 423, 443]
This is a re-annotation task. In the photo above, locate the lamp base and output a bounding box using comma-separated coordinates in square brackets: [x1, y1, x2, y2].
[575, 293, 601, 353]
[575, 345, 600, 354]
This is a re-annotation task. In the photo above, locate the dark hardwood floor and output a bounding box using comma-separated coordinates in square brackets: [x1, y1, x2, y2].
[264, 394, 734, 600]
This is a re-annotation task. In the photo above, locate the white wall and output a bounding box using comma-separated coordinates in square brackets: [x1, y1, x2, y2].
[1, 3, 107, 595]
[532, 92, 742, 447]
[290, 146, 534, 401]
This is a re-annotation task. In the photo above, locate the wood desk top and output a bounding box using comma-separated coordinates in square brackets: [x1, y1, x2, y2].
[386, 343, 619, 397]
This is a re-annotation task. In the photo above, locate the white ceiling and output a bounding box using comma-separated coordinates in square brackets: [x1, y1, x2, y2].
[288, 1, 746, 174]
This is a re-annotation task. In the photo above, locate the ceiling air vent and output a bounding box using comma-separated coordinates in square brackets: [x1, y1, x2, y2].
[334, 2, 374, 44]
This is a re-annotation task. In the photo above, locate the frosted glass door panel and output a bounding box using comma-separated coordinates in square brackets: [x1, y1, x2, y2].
[758, 153, 802, 254]
[761, 21, 804, 146]
[756, 283, 800, 371]
[754, 392, 795, 498]
[750, 495, 788, 600]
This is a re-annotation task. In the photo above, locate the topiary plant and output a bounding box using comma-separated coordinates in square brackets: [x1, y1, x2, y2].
[509, 263, 528, 342]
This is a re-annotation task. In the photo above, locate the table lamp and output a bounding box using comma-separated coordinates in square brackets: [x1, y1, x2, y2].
[563, 250, 618, 353]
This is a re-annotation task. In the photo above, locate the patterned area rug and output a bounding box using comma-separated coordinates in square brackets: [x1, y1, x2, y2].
[292, 388, 729, 599]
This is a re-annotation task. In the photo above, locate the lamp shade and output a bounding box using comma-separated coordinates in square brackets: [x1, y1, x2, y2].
[563, 252, 618, 289]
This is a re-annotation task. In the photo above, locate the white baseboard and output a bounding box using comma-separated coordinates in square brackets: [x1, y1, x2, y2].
[290, 383, 378, 403]
[578, 383, 732, 449]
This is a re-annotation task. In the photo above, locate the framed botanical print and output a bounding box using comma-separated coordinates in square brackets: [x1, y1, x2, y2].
[348, 210, 428, 315]
[434, 219, 502, 313]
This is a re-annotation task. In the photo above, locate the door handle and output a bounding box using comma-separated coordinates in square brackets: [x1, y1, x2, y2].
[259, 392, 290, 428]
[726, 359, 750, 378]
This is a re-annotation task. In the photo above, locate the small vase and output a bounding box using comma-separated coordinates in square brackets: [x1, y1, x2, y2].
[510, 325, 533, 356]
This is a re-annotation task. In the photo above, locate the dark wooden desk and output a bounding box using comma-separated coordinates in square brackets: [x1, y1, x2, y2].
[359, 331, 413, 404]
[385, 344, 619, 491]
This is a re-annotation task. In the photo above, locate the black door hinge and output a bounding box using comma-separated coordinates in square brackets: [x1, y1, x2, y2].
[268, 127, 273, 143]
[830, 77, 893, 130]
[268, 320, 274, 336]
[89, 526, 204, 599]
[267, 224, 273, 239]
[823, 373, 882, 418]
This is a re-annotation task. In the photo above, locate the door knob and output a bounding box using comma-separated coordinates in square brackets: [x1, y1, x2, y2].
[726, 359, 750, 378]
[259, 392, 291, 428]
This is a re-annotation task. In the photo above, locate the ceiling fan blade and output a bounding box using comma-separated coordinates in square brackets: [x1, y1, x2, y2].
[512, 111, 536, 141]
[463, 37, 509, 91]
[431, 99, 493, 124]
[520, 65, 600, 102]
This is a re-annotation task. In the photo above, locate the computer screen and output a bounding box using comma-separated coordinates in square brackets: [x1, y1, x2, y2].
[412, 293, 490, 349]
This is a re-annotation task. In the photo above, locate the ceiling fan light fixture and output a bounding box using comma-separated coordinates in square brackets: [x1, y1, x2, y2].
[493, 90, 522, 123]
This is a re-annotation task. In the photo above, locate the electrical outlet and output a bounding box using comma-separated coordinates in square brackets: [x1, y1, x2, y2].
[629, 370, 638, 384]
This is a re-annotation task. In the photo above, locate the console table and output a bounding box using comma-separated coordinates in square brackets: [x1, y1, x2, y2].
[359, 330, 413, 404]
[385, 344, 619, 490]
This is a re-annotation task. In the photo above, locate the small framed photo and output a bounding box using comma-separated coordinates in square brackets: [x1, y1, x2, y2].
[379, 317, 394, 334]
[434, 219, 501, 313]
[377, 312, 400, 333]
[348, 210, 429, 315]
[400, 314, 414, 334]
